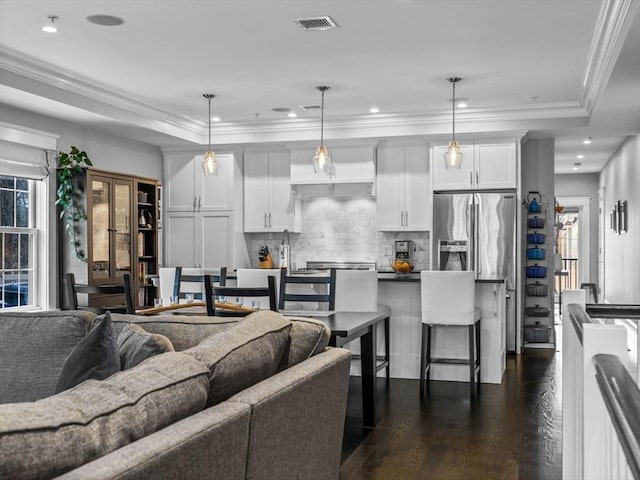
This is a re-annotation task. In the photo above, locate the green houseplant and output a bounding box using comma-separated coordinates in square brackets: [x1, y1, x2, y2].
[56, 146, 92, 262]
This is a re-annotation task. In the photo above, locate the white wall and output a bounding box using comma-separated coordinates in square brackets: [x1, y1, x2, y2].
[599, 135, 640, 303]
[555, 173, 599, 284]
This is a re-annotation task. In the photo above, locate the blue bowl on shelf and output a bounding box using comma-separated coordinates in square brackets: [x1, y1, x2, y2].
[527, 216, 545, 228]
[526, 265, 548, 278]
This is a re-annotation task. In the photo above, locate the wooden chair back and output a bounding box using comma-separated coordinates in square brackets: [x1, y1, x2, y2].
[173, 266, 227, 302]
[278, 268, 336, 311]
[204, 274, 277, 317]
[65, 272, 134, 314]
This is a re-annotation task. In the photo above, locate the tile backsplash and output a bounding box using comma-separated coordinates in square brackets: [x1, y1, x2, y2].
[246, 198, 430, 271]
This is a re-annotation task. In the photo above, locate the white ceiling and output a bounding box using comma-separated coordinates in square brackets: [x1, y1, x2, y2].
[1, 0, 639, 174]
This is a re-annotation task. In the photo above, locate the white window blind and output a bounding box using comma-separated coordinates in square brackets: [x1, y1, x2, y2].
[0, 141, 51, 180]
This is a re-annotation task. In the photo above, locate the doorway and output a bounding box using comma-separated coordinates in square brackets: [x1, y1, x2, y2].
[555, 196, 591, 293]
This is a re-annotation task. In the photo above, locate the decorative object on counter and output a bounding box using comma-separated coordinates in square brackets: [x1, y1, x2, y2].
[56, 146, 93, 262]
[312, 86, 332, 175]
[444, 77, 463, 169]
[258, 245, 273, 268]
[201, 93, 219, 176]
[389, 258, 415, 274]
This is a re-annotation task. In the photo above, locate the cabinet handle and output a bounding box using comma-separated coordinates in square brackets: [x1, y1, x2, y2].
[476, 171, 479, 185]
[198, 196, 202, 211]
[469, 172, 473, 186]
[269, 213, 272, 228]
[400, 211, 404, 227]
[193, 196, 197, 211]
[264, 212, 267, 228]
[405, 210, 409, 227]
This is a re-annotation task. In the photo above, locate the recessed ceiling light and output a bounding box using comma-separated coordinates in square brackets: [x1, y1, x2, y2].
[583, 137, 592, 144]
[369, 107, 380, 114]
[42, 15, 59, 33]
[272, 107, 291, 113]
[577, 155, 584, 159]
[288, 112, 297, 118]
[212, 117, 221, 122]
[86, 14, 125, 26]
[573, 162, 582, 170]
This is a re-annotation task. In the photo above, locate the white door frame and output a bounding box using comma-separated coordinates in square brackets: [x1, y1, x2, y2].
[556, 196, 591, 286]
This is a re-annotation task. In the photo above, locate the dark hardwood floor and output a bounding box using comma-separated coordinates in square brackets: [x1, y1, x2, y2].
[340, 350, 562, 480]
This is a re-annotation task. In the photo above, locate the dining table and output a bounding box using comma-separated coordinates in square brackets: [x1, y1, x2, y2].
[280, 305, 391, 429]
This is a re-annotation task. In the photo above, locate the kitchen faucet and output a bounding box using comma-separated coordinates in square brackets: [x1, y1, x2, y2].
[279, 229, 291, 273]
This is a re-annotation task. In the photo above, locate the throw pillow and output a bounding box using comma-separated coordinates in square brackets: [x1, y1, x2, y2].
[54, 311, 120, 394]
[117, 323, 175, 370]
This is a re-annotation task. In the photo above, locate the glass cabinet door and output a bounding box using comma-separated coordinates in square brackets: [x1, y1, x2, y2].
[90, 178, 111, 282]
[114, 180, 132, 279]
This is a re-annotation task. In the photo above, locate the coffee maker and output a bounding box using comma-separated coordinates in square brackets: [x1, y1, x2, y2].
[394, 240, 416, 260]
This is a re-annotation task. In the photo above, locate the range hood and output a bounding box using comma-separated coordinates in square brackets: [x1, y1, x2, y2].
[290, 179, 375, 198]
[289, 144, 376, 199]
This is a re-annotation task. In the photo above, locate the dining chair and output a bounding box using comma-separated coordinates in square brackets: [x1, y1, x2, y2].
[420, 270, 481, 397]
[278, 268, 336, 312]
[65, 272, 134, 314]
[172, 266, 227, 303]
[334, 270, 390, 380]
[236, 268, 281, 310]
[204, 274, 277, 317]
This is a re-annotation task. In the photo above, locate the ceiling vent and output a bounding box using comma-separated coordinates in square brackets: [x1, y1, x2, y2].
[300, 104, 321, 111]
[293, 16, 339, 31]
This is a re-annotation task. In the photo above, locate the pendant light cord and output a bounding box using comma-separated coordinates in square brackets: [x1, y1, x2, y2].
[452, 80, 456, 143]
[208, 96, 212, 150]
[320, 89, 325, 148]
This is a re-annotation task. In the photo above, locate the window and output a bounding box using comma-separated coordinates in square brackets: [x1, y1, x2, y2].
[0, 175, 36, 309]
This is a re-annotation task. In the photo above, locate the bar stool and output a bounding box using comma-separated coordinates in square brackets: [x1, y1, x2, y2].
[420, 271, 481, 396]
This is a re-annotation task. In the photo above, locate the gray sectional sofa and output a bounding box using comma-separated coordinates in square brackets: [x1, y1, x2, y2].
[0, 310, 351, 479]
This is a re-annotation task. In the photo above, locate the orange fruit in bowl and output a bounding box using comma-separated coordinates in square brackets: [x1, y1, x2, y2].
[401, 262, 410, 273]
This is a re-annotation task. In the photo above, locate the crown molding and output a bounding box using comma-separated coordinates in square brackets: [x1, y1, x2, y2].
[0, 46, 203, 142]
[579, 0, 639, 114]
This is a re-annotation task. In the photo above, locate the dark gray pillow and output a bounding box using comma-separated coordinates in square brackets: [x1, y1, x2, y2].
[117, 323, 175, 370]
[54, 312, 120, 394]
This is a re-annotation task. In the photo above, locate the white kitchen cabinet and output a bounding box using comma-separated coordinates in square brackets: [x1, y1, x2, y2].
[244, 151, 300, 232]
[164, 153, 234, 211]
[165, 210, 231, 269]
[377, 143, 430, 231]
[432, 142, 516, 191]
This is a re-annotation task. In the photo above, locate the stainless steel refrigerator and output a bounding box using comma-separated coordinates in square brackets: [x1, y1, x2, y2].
[432, 192, 518, 352]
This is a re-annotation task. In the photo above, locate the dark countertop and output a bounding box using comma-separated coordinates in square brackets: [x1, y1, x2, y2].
[377, 271, 505, 283]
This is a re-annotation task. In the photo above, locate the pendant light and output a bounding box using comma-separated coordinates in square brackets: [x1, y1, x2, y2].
[444, 77, 463, 169]
[202, 93, 219, 176]
[313, 86, 332, 175]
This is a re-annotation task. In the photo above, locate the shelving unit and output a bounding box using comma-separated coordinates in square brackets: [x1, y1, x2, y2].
[523, 191, 555, 350]
[134, 178, 160, 308]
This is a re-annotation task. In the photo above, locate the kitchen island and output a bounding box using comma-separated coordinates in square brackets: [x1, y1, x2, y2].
[376, 272, 507, 384]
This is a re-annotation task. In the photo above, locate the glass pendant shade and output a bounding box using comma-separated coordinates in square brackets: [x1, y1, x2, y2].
[202, 151, 219, 176]
[313, 146, 331, 174]
[444, 141, 463, 169]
